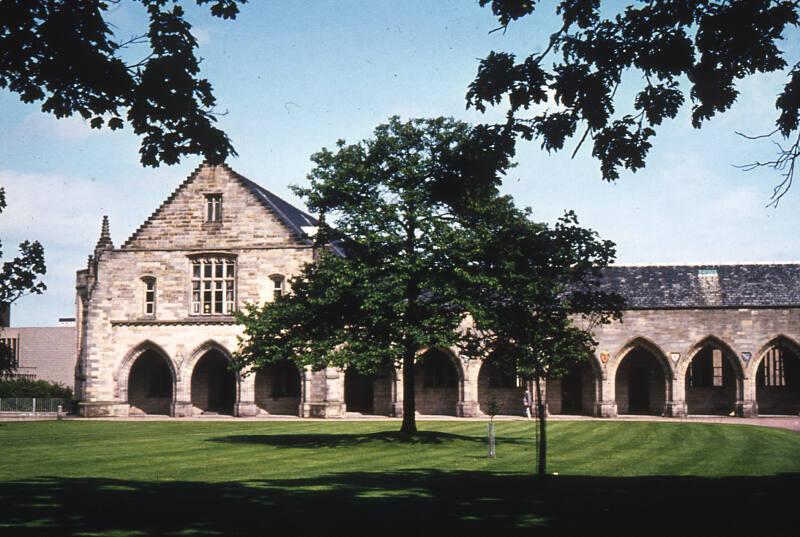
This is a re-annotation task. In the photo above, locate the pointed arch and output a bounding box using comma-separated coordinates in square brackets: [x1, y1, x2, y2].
[184, 339, 237, 379]
[612, 336, 671, 415]
[752, 335, 800, 415]
[752, 335, 800, 374]
[681, 335, 743, 415]
[476, 356, 526, 416]
[186, 340, 239, 416]
[414, 347, 464, 416]
[680, 335, 744, 380]
[116, 340, 176, 402]
[416, 346, 466, 383]
[610, 336, 673, 380]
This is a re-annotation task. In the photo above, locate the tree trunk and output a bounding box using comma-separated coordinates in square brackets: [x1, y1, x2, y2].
[534, 374, 546, 478]
[400, 345, 417, 435]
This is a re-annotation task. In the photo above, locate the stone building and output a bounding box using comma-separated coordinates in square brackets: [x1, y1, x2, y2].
[74, 163, 800, 418]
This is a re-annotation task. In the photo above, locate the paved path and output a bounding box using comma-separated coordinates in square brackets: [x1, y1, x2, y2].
[4, 413, 799, 432]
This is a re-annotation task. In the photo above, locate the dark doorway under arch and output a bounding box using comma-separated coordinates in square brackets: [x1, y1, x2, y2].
[415, 349, 459, 416]
[191, 349, 236, 415]
[757, 344, 800, 415]
[615, 347, 666, 415]
[547, 362, 596, 416]
[254, 359, 301, 416]
[128, 350, 173, 415]
[477, 360, 523, 416]
[345, 368, 374, 414]
[685, 345, 738, 415]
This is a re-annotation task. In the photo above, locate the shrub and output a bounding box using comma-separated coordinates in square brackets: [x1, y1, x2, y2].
[0, 378, 73, 399]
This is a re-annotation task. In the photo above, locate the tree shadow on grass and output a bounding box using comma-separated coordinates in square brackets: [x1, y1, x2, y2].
[210, 430, 526, 448]
[1, 470, 798, 536]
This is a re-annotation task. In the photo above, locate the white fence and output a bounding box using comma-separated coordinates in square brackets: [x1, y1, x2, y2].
[0, 398, 66, 414]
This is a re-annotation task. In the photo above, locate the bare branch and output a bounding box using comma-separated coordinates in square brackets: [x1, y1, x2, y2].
[735, 130, 800, 207]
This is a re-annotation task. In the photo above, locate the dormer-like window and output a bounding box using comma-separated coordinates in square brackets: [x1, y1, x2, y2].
[270, 274, 285, 300]
[191, 257, 235, 315]
[142, 277, 156, 316]
[205, 194, 222, 222]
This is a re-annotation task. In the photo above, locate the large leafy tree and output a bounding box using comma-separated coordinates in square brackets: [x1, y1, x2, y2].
[468, 0, 800, 205]
[0, 0, 243, 166]
[235, 116, 514, 435]
[458, 199, 623, 477]
[0, 187, 46, 374]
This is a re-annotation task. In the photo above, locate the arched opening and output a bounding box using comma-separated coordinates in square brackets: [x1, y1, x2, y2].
[128, 350, 173, 415]
[547, 362, 597, 416]
[615, 346, 667, 415]
[415, 348, 459, 416]
[190, 349, 236, 415]
[254, 359, 301, 416]
[345, 367, 375, 414]
[477, 360, 524, 416]
[756, 342, 800, 415]
[685, 344, 738, 415]
[344, 364, 394, 416]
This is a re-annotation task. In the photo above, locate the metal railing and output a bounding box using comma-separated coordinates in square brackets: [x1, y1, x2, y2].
[0, 398, 66, 414]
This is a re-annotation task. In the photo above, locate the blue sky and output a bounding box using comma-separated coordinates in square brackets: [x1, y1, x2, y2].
[1, 0, 799, 326]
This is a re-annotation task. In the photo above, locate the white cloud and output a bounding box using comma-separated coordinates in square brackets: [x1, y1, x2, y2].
[16, 112, 103, 142]
[192, 26, 213, 46]
[0, 169, 119, 247]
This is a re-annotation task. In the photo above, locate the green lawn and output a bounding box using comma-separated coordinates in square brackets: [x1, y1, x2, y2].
[1, 420, 798, 536]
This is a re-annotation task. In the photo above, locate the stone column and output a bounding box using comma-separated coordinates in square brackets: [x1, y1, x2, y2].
[665, 373, 687, 417]
[739, 373, 758, 417]
[458, 358, 479, 417]
[301, 367, 345, 418]
[530, 378, 549, 417]
[173, 368, 193, 417]
[391, 367, 403, 417]
[235, 374, 257, 417]
[594, 375, 617, 417]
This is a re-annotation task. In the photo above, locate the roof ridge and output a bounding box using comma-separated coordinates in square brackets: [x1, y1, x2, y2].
[121, 162, 209, 249]
[220, 163, 316, 240]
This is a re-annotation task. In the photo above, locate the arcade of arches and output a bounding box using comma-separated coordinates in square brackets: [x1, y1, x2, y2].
[119, 336, 800, 418]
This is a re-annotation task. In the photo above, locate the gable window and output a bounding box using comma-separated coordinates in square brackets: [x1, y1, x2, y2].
[270, 274, 285, 300]
[191, 258, 235, 315]
[205, 194, 222, 222]
[142, 277, 156, 316]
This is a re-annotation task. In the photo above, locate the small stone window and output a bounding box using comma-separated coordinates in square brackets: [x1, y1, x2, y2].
[270, 274, 285, 300]
[205, 194, 222, 223]
[142, 277, 156, 317]
[191, 257, 235, 315]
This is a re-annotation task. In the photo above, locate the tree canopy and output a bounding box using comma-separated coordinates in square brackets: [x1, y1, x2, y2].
[468, 0, 800, 205]
[0, 0, 244, 167]
[458, 198, 623, 476]
[235, 117, 514, 434]
[235, 116, 622, 437]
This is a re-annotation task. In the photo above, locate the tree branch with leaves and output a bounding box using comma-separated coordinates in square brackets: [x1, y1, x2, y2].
[0, 0, 245, 167]
[469, 0, 800, 205]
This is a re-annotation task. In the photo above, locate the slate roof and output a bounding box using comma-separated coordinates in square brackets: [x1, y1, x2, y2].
[600, 264, 800, 309]
[234, 172, 318, 238]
